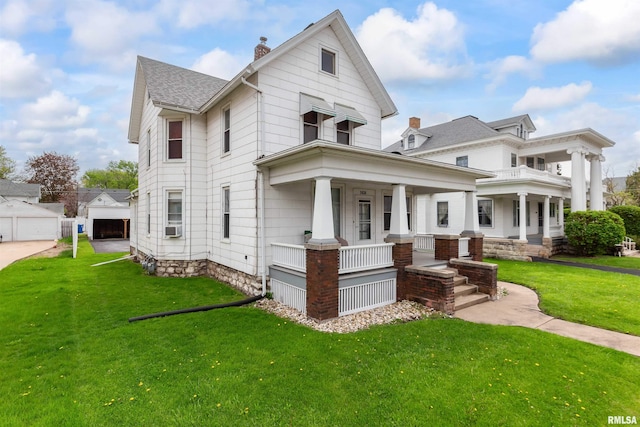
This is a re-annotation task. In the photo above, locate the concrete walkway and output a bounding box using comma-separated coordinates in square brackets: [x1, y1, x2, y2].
[456, 281, 640, 357]
[0, 240, 57, 270]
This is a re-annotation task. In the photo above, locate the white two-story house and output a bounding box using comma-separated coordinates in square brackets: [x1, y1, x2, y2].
[127, 10, 496, 319]
[385, 115, 615, 258]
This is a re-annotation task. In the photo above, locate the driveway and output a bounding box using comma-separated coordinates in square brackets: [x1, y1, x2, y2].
[89, 239, 130, 253]
[0, 240, 57, 270]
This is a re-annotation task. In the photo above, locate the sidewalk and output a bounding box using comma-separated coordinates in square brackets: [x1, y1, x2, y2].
[456, 281, 640, 357]
[0, 241, 57, 270]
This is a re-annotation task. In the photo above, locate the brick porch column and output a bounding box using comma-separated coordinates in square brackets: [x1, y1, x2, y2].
[461, 231, 484, 262]
[385, 236, 413, 301]
[305, 241, 340, 320]
[435, 235, 459, 261]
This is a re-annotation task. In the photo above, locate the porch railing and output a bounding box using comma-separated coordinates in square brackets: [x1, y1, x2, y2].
[339, 278, 397, 316]
[459, 237, 470, 257]
[271, 243, 306, 272]
[271, 279, 306, 314]
[623, 236, 636, 251]
[414, 234, 435, 252]
[339, 243, 394, 274]
[479, 166, 571, 186]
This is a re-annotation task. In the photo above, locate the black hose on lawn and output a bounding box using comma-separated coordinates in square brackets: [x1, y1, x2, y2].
[128, 295, 264, 322]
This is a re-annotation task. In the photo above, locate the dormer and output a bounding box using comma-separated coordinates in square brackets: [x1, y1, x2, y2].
[400, 117, 431, 150]
[486, 114, 536, 140]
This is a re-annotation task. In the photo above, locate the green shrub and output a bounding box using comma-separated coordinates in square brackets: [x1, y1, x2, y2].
[609, 205, 640, 236]
[565, 210, 626, 256]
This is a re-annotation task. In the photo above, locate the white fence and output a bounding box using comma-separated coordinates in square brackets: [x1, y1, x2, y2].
[459, 237, 470, 257]
[339, 278, 397, 316]
[339, 243, 394, 274]
[271, 243, 306, 272]
[623, 236, 636, 251]
[270, 279, 306, 314]
[414, 234, 435, 252]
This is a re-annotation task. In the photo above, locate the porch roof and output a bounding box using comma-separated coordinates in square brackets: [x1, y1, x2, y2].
[521, 128, 615, 162]
[254, 141, 493, 194]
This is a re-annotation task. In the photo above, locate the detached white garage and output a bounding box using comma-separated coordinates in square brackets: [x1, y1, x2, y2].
[0, 200, 61, 242]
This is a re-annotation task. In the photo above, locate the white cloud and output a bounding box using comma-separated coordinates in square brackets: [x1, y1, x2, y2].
[357, 2, 471, 82]
[191, 48, 247, 80]
[530, 0, 640, 64]
[20, 91, 90, 129]
[485, 55, 541, 92]
[0, 0, 57, 36]
[628, 93, 640, 102]
[155, 0, 253, 29]
[0, 39, 51, 98]
[65, 0, 157, 69]
[513, 82, 592, 112]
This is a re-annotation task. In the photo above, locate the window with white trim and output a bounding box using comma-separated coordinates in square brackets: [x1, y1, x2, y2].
[321, 48, 336, 74]
[478, 199, 493, 227]
[167, 191, 182, 226]
[223, 107, 230, 153]
[408, 134, 415, 149]
[383, 195, 412, 231]
[437, 201, 448, 227]
[167, 120, 183, 159]
[147, 129, 151, 168]
[146, 192, 151, 235]
[513, 200, 531, 226]
[222, 186, 230, 239]
[456, 155, 468, 167]
[336, 120, 350, 144]
[303, 111, 319, 143]
[511, 153, 517, 168]
[550, 202, 557, 219]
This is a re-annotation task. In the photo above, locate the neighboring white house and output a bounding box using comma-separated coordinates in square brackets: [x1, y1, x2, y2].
[385, 115, 615, 256]
[0, 179, 41, 203]
[77, 188, 131, 240]
[127, 10, 496, 318]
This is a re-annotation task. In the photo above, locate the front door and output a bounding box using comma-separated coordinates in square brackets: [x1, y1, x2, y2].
[538, 202, 544, 234]
[356, 198, 373, 244]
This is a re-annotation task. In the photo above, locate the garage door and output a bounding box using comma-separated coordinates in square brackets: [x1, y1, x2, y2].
[16, 217, 58, 241]
[0, 217, 13, 241]
[93, 219, 129, 239]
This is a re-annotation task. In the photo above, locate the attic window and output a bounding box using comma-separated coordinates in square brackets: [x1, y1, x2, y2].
[321, 48, 336, 74]
[408, 134, 415, 149]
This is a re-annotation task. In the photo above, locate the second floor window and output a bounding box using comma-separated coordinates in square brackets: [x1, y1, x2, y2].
[303, 111, 319, 143]
[168, 121, 182, 159]
[456, 155, 468, 167]
[223, 107, 231, 153]
[336, 120, 350, 144]
[511, 153, 517, 167]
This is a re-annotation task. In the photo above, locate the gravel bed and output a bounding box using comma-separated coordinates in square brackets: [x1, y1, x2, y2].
[255, 299, 438, 333]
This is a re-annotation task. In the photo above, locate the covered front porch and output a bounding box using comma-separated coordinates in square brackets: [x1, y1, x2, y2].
[255, 141, 495, 320]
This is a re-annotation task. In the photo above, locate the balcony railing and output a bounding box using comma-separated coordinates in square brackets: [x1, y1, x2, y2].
[479, 166, 571, 186]
[339, 243, 394, 274]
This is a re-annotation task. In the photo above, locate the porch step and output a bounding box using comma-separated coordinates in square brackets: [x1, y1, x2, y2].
[454, 283, 477, 297]
[455, 292, 489, 310]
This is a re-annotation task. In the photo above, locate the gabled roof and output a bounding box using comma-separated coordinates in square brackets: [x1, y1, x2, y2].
[128, 10, 397, 143]
[385, 115, 505, 154]
[78, 188, 131, 204]
[486, 114, 535, 132]
[0, 179, 40, 198]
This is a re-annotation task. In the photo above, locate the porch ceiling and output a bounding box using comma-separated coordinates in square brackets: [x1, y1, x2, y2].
[254, 141, 493, 193]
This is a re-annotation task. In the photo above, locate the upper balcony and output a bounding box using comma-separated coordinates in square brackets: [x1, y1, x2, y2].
[477, 165, 571, 188]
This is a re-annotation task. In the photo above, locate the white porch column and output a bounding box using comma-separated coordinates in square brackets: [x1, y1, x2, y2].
[558, 197, 565, 229]
[463, 191, 480, 233]
[589, 154, 604, 211]
[309, 176, 337, 243]
[389, 184, 410, 238]
[518, 192, 528, 241]
[568, 148, 586, 211]
[543, 195, 550, 239]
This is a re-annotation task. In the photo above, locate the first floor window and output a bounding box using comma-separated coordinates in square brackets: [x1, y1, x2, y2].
[222, 187, 230, 239]
[332, 188, 341, 237]
[478, 199, 493, 227]
[303, 111, 318, 143]
[383, 195, 412, 231]
[456, 155, 468, 167]
[168, 120, 183, 159]
[146, 193, 151, 234]
[167, 191, 182, 225]
[550, 202, 557, 218]
[437, 201, 448, 227]
[512, 200, 531, 226]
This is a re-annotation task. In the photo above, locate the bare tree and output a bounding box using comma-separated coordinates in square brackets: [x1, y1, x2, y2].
[24, 151, 80, 205]
[603, 166, 633, 207]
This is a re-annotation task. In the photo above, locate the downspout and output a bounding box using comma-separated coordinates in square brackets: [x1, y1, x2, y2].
[241, 74, 266, 296]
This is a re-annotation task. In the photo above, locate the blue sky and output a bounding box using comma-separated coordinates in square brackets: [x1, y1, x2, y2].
[1, 0, 639, 178]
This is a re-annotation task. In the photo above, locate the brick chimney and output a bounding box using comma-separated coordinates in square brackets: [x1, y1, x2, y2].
[409, 117, 421, 129]
[254, 36, 271, 60]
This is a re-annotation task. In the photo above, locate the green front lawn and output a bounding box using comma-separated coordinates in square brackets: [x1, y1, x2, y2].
[488, 258, 640, 336]
[553, 254, 640, 270]
[1, 239, 639, 426]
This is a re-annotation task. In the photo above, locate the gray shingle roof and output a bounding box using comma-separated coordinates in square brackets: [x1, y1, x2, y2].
[384, 115, 500, 154]
[138, 56, 229, 111]
[78, 188, 131, 204]
[485, 114, 530, 130]
[0, 179, 40, 198]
